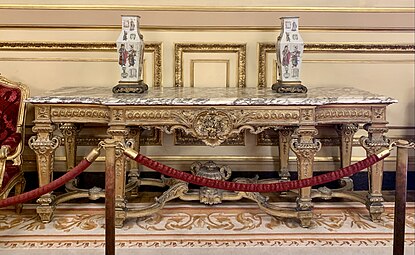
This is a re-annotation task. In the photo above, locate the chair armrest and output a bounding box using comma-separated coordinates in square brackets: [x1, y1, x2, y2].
[0, 145, 10, 189]
[1, 133, 21, 154]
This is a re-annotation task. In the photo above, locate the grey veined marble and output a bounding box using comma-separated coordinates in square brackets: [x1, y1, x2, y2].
[27, 86, 397, 106]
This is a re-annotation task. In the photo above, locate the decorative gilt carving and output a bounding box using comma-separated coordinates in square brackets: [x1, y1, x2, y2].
[106, 127, 129, 227]
[174, 43, 246, 87]
[35, 194, 56, 223]
[291, 126, 321, 227]
[257, 128, 343, 147]
[175, 129, 245, 146]
[190, 161, 232, 205]
[252, 110, 300, 121]
[257, 42, 414, 87]
[162, 108, 267, 147]
[300, 108, 314, 122]
[35, 106, 51, 120]
[359, 123, 389, 221]
[29, 123, 60, 223]
[126, 109, 171, 120]
[336, 123, 359, 191]
[372, 106, 386, 122]
[28, 130, 60, 180]
[127, 182, 189, 219]
[111, 109, 125, 122]
[316, 108, 371, 121]
[59, 123, 81, 170]
[57, 127, 161, 147]
[51, 107, 109, 122]
[336, 123, 359, 167]
[278, 127, 294, 180]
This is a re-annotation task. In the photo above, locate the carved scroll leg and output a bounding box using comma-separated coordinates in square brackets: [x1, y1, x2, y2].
[29, 124, 60, 223]
[107, 126, 129, 228]
[336, 123, 359, 190]
[126, 127, 141, 198]
[360, 123, 389, 222]
[14, 176, 26, 213]
[291, 126, 321, 228]
[59, 123, 81, 191]
[278, 127, 294, 181]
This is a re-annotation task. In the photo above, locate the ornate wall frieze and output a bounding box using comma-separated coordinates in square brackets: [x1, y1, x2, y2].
[0, 4, 413, 12]
[174, 43, 246, 87]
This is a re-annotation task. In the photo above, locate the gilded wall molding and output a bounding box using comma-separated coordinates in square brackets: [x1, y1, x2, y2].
[0, 4, 413, 13]
[1, 25, 413, 33]
[258, 42, 415, 87]
[174, 43, 246, 87]
[0, 41, 162, 87]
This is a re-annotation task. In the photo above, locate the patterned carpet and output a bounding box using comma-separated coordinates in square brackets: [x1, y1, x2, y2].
[0, 202, 414, 255]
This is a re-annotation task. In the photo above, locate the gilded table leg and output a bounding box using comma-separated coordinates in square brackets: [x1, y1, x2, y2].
[59, 123, 80, 171]
[278, 127, 294, 181]
[126, 127, 141, 197]
[59, 123, 81, 191]
[291, 126, 321, 227]
[107, 126, 129, 228]
[336, 123, 359, 189]
[360, 123, 389, 221]
[28, 124, 60, 223]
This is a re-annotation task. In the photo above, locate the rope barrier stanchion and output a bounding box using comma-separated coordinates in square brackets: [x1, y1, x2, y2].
[0, 145, 102, 208]
[393, 140, 413, 255]
[124, 146, 392, 193]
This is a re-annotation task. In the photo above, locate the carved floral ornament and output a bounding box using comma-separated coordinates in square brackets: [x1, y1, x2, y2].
[161, 108, 268, 147]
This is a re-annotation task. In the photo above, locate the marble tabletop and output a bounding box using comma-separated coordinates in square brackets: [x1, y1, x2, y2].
[27, 86, 397, 106]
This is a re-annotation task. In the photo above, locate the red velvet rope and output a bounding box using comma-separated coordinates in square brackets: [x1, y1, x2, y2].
[0, 159, 92, 208]
[131, 153, 386, 192]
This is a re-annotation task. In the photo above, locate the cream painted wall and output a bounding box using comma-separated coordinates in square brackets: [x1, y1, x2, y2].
[1, 0, 414, 172]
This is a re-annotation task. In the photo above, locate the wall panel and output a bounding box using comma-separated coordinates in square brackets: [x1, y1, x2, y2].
[0, 0, 413, 175]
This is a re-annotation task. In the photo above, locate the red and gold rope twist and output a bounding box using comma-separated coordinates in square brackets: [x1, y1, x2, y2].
[125, 147, 390, 193]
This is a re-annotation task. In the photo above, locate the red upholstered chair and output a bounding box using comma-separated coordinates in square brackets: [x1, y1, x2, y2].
[0, 75, 29, 213]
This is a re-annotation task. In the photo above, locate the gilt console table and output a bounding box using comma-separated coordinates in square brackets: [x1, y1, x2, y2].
[27, 86, 397, 228]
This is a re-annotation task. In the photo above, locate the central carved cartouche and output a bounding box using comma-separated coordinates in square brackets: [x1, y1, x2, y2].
[194, 110, 232, 145]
